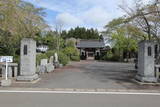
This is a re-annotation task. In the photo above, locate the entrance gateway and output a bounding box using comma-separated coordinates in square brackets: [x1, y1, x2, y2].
[76, 40, 107, 60]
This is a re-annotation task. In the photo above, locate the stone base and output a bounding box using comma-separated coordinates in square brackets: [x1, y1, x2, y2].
[135, 75, 158, 83]
[1, 79, 12, 86]
[37, 65, 46, 74]
[54, 62, 59, 68]
[59, 64, 63, 68]
[46, 64, 55, 73]
[17, 74, 39, 81]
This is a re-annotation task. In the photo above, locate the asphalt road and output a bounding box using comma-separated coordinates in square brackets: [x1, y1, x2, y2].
[10, 60, 160, 90]
[0, 92, 159, 107]
[12, 61, 139, 89]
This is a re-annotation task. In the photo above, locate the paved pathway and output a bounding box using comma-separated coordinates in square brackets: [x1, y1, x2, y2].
[9, 60, 160, 90]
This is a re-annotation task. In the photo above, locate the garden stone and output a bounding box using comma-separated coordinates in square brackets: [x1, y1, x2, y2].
[49, 56, 54, 64]
[59, 64, 63, 68]
[46, 63, 55, 73]
[37, 65, 46, 74]
[40, 59, 48, 66]
[54, 62, 60, 68]
[39, 65, 46, 73]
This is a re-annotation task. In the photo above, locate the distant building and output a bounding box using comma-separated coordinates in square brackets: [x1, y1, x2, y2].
[76, 39, 109, 60]
[37, 45, 49, 53]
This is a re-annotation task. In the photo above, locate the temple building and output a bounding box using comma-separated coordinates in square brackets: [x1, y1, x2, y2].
[76, 39, 109, 60]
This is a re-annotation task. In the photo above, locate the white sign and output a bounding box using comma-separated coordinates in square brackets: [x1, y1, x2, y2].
[0, 56, 13, 63]
[0, 56, 13, 80]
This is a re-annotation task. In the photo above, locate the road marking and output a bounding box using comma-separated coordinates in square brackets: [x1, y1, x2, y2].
[0, 90, 160, 96]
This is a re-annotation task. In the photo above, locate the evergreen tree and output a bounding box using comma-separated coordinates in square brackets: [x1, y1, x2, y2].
[61, 27, 100, 40]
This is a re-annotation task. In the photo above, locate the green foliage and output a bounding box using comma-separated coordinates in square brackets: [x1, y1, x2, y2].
[109, 27, 138, 61]
[102, 51, 120, 61]
[104, 18, 140, 62]
[63, 47, 79, 56]
[63, 47, 80, 61]
[106, 51, 113, 59]
[104, 17, 147, 40]
[0, 29, 19, 56]
[45, 50, 56, 58]
[63, 39, 80, 61]
[13, 55, 20, 63]
[43, 32, 58, 50]
[45, 50, 70, 65]
[112, 28, 138, 52]
[65, 40, 75, 47]
[61, 27, 100, 40]
[0, 0, 47, 57]
[126, 25, 148, 40]
[70, 56, 80, 61]
[58, 51, 70, 66]
[61, 30, 67, 39]
[36, 53, 48, 65]
[35, 31, 65, 51]
[105, 17, 126, 33]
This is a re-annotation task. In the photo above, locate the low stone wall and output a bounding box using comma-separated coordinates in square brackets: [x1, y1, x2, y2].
[37, 58, 55, 74]
[0, 62, 18, 78]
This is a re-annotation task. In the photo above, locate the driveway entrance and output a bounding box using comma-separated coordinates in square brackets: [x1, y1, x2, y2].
[10, 60, 160, 90]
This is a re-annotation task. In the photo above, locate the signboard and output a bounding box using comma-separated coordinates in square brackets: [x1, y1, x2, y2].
[0, 56, 13, 63]
[0, 56, 13, 80]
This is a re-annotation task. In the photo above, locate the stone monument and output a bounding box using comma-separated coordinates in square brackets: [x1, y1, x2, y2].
[17, 38, 38, 81]
[54, 53, 58, 63]
[136, 40, 157, 82]
[54, 52, 59, 68]
[49, 56, 54, 64]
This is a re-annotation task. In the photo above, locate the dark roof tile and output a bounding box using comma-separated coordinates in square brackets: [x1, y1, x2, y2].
[76, 40, 105, 48]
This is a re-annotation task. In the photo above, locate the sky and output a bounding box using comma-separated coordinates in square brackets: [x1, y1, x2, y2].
[24, 0, 151, 31]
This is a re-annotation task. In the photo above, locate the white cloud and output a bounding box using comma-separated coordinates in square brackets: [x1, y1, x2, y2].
[38, 1, 73, 13]
[55, 13, 83, 26]
[26, 0, 153, 31]
[82, 7, 110, 26]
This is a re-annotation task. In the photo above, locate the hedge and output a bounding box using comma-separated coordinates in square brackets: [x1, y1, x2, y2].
[36, 53, 48, 65]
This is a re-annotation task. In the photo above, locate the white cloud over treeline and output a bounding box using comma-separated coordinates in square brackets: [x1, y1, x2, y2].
[26, 0, 152, 30]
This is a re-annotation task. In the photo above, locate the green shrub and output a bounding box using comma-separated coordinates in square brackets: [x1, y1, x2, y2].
[13, 55, 20, 63]
[36, 53, 48, 65]
[65, 39, 75, 47]
[111, 54, 120, 61]
[46, 50, 56, 58]
[106, 51, 113, 59]
[70, 55, 80, 61]
[102, 51, 119, 62]
[63, 47, 80, 61]
[58, 51, 70, 65]
[44, 50, 70, 66]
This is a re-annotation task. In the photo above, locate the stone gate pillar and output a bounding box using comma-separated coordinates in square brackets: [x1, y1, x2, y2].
[136, 40, 157, 82]
[17, 38, 38, 81]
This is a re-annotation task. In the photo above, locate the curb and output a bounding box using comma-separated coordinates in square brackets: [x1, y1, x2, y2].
[0, 88, 160, 93]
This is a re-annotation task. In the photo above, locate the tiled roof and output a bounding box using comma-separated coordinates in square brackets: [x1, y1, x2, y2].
[76, 40, 105, 48]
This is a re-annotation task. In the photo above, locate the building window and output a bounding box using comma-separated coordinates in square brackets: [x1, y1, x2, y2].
[148, 46, 152, 56]
[24, 45, 27, 55]
[155, 45, 158, 58]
